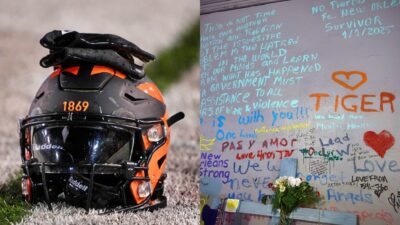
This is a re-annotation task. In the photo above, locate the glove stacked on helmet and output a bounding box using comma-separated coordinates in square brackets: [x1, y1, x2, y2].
[39, 30, 155, 79]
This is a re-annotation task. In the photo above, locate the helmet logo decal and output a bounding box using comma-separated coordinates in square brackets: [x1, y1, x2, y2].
[32, 143, 64, 151]
[63, 101, 89, 112]
[68, 176, 89, 192]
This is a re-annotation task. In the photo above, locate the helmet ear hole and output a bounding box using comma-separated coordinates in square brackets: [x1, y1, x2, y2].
[157, 155, 167, 168]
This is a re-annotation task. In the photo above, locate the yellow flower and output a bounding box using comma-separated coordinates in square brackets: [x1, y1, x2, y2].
[279, 185, 286, 192]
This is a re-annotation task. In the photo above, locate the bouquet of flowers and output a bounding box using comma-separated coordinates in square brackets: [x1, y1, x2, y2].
[263, 176, 320, 225]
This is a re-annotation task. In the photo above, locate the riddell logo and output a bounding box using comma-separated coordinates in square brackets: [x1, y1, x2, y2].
[32, 144, 64, 151]
[68, 176, 88, 192]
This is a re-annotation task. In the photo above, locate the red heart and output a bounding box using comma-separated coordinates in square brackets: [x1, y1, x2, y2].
[363, 130, 395, 158]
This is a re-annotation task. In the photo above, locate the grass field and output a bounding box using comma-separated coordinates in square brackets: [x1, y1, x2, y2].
[0, 173, 31, 225]
[146, 21, 200, 91]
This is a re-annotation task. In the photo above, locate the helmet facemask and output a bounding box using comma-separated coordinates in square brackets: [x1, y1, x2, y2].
[20, 113, 169, 212]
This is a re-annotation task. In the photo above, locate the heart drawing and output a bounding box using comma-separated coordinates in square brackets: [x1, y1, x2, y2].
[363, 130, 395, 158]
[332, 71, 368, 91]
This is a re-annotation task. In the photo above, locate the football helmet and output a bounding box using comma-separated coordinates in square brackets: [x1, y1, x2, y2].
[19, 30, 184, 213]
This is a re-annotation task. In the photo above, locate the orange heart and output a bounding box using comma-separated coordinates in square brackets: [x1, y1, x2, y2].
[332, 71, 368, 91]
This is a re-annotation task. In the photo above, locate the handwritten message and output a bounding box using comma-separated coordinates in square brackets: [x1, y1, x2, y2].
[200, 1, 400, 225]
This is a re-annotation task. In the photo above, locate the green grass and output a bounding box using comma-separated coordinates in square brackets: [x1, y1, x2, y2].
[0, 173, 31, 225]
[145, 19, 199, 91]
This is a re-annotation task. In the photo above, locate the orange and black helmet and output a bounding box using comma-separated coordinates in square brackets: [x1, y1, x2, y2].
[19, 30, 184, 213]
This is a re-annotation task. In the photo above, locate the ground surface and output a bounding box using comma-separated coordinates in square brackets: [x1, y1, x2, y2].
[0, 1, 199, 224]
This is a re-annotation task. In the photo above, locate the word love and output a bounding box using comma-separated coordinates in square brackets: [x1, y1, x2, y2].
[309, 92, 395, 113]
[353, 157, 400, 173]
